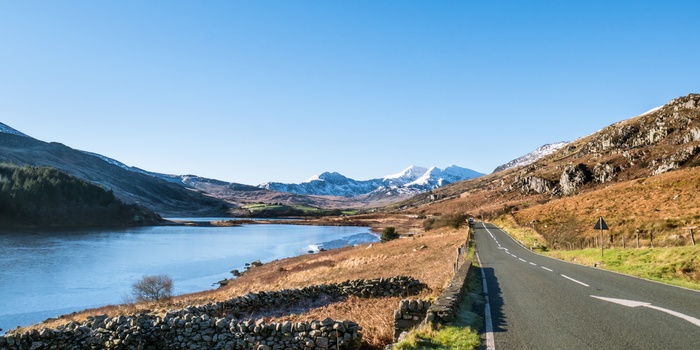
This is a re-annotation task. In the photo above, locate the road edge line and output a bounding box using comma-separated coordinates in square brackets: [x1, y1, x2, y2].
[476, 251, 496, 350]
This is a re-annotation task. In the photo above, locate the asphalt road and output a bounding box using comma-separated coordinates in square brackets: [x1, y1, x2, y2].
[474, 222, 700, 349]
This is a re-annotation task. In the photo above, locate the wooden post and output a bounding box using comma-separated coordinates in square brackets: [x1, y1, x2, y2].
[691, 228, 696, 246]
[650, 232, 654, 248]
[622, 234, 625, 249]
[636, 231, 640, 248]
[599, 217, 604, 259]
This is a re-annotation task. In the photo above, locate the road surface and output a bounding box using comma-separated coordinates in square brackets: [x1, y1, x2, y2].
[474, 222, 700, 349]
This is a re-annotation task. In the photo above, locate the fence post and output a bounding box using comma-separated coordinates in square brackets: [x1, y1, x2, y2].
[691, 228, 696, 246]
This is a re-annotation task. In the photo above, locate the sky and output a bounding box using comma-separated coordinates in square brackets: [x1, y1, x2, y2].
[1, 1, 698, 185]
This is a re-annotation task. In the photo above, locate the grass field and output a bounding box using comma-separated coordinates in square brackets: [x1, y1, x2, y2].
[495, 216, 700, 290]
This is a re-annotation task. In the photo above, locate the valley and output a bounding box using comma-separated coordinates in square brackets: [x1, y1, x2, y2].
[1, 93, 700, 349]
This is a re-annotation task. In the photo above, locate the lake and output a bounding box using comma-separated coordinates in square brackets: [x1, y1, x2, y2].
[0, 222, 377, 334]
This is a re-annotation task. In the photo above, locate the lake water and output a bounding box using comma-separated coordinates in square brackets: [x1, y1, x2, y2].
[0, 223, 377, 334]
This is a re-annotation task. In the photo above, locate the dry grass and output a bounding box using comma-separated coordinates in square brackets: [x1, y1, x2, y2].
[22, 225, 468, 350]
[268, 296, 403, 349]
[511, 168, 700, 248]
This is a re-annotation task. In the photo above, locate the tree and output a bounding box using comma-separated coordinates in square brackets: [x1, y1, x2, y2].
[131, 274, 173, 303]
[381, 226, 400, 242]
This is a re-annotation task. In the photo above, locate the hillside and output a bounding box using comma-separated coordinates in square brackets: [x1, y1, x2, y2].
[0, 127, 230, 215]
[399, 93, 700, 247]
[0, 164, 163, 228]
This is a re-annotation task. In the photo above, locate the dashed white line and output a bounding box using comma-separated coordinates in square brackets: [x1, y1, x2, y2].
[530, 262, 537, 266]
[518, 258, 527, 262]
[561, 274, 590, 287]
[541, 266, 553, 272]
[511, 254, 517, 258]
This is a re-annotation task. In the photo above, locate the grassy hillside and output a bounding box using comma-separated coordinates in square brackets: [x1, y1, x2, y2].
[511, 168, 700, 249]
[0, 163, 163, 228]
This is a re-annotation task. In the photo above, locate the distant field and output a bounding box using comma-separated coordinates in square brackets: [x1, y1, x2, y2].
[242, 203, 357, 216]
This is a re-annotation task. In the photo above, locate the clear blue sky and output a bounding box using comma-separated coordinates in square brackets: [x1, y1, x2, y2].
[1, 1, 698, 185]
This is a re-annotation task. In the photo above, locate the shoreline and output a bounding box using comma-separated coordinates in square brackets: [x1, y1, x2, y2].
[0, 221, 387, 335]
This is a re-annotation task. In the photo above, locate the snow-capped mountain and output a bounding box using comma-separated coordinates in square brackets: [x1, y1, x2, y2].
[0, 122, 30, 138]
[260, 172, 383, 197]
[493, 142, 569, 173]
[260, 165, 484, 198]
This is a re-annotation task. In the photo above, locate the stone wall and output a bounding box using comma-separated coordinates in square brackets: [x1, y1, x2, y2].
[392, 299, 432, 341]
[0, 276, 426, 350]
[424, 262, 471, 325]
[0, 314, 361, 350]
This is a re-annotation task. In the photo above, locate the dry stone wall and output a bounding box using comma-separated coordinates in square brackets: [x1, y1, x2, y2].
[0, 276, 426, 350]
[392, 299, 432, 341]
[424, 262, 471, 325]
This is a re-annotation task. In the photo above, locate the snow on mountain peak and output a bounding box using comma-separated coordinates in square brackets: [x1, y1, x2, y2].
[383, 165, 429, 181]
[305, 171, 348, 183]
[493, 141, 569, 173]
[0, 122, 30, 138]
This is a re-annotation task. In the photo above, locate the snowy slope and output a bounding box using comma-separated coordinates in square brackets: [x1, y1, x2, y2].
[0, 122, 30, 138]
[493, 141, 569, 173]
[260, 165, 484, 198]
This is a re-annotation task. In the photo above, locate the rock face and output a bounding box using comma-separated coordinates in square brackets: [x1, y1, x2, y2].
[0, 276, 426, 350]
[501, 93, 700, 197]
[560, 164, 593, 196]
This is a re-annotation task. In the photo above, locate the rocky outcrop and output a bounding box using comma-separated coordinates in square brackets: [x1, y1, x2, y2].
[652, 144, 700, 175]
[593, 162, 620, 184]
[511, 175, 555, 194]
[0, 276, 426, 350]
[560, 164, 593, 196]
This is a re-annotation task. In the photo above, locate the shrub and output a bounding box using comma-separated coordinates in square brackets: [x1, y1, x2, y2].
[132, 274, 173, 303]
[381, 227, 400, 242]
[423, 213, 469, 231]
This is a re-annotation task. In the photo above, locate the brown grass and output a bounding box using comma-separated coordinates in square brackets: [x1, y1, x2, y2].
[511, 168, 700, 248]
[22, 225, 468, 350]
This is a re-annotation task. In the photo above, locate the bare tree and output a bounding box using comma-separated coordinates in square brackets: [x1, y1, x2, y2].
[131, 274, 173, 303]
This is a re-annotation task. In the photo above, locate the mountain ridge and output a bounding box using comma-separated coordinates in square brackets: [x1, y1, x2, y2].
[493, 141, 569, 173]
[398, 93, 700, 248]
[259, 165, 484, 198]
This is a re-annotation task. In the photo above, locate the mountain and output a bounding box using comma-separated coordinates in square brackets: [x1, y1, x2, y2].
[0, 122, 484, 212]
[0, 124, 230, 215]
[0, 123, 28, 138]
[398, 93, 700, 248]
[259, 165, 485, 198]
[493, 141, 569, 173]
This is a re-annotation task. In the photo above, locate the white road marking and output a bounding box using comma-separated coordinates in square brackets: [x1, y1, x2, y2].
[530, 262, 537, 266]
[519, 258, 527, 262]
[541, 266, 553, 272]
[561, 274, 590, 287]
[591, 296, 700, 328]
[476, 251, 496, 350]
[511, 254, 517, 258]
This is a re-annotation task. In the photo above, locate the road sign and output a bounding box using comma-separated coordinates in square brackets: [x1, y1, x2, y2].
[594, 217, 609, 230]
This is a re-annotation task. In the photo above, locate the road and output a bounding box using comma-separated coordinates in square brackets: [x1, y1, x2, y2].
[474, 222, 700, 349]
